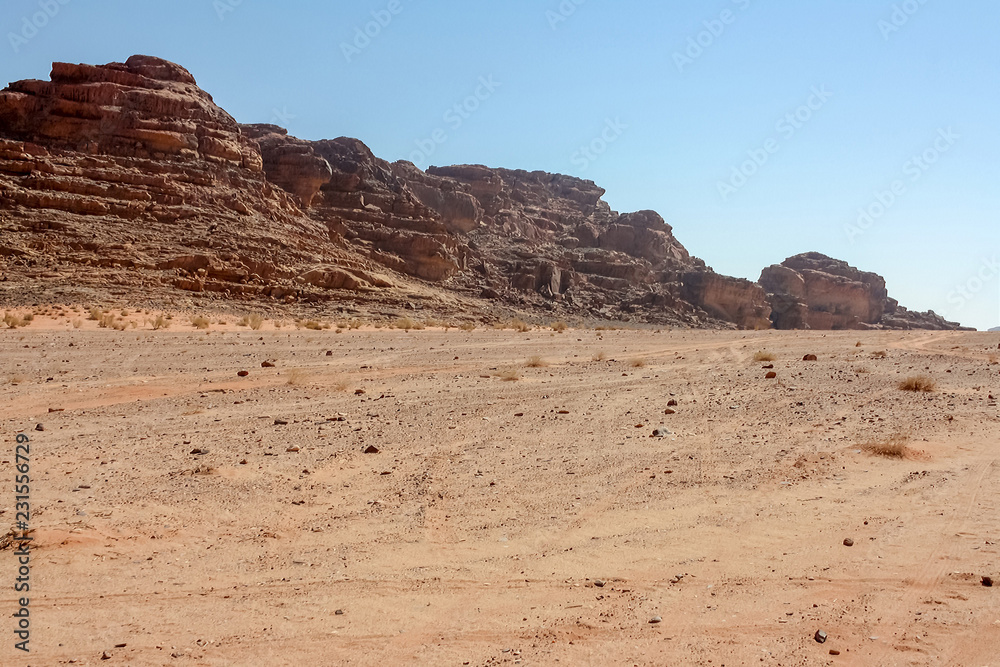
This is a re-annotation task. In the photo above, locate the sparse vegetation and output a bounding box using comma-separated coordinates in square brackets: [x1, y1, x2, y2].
[88, 307, 102, 321]
[3, 312, 28, 328]
[861, 433, 911, 458]
[7, 375, 26, 385]
[630, 357, 648, 368]
[526, 355, 548, 368]
[550, 321, 568, 333]
[150, 314, 170, 330]
[898, 375, 936, 392]
[301, 320, 325, 331]
[854, 366, 871, 374]
[285, 368, 309, 386]
[870, 350, 888, 359]
[753, 351, 777, 362]
[190, 315, 211, 330]
[989, 354, 998, 365]
[392, 317, 424, 331]
[72, 318, 82, 329]
[459, 322, 477, 332]
[592, 350, 607, 362]
[499, 369, 521, 381]
[511, 319, 531, 333]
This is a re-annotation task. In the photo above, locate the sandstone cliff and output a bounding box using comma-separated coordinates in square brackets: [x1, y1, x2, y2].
[760, 253, 967, 330]
[0, 56, 965, 331]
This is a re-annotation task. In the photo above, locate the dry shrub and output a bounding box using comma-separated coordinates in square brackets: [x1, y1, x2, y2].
[861, 433, 911, 458]
[238, 313, 266, 330]
[88, 307, 102, 321]
[989, 354, 998, 365]
[190, 315, 211, 330]
[150, 314, 169, 330]
[550, 321, 568, 333]
[498, 369, 520, 381]
[630, 357, 647, 368]
[7, 375, 26, 385]
[393, 317, 424, 331]
[871, 350, 888, 359]
[526, 355, 548, 368]
[511, 319, 531, 333]
[898, 375, 936, 392]
[459, 322, 477, 332]
[71, 318, 82, 329]
[753, 351, 776, 362]
[854, 366, 870, 374]
[301, 320, 326, 331]
[285, 368, 309, 386]
[592, 350, 607, 362]
[3, 312, 27, 328]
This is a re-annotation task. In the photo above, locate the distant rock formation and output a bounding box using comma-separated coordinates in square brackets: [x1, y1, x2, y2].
[760, 253, 968, 330]
[0, 55, 967, 331]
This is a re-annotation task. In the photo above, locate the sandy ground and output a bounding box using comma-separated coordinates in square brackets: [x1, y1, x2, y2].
[1, 316, 999, 666]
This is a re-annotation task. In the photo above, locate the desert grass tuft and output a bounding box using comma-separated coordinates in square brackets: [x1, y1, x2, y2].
[190, 315, 211, 330]
[753, 351, 776, 362]
[550, 321, 568, 333]
[630, 357, 648, 368]
[285, 368, 309, 386]
[861, 433, 911, 458]
[526, 355, 548, 368]
[498, 369, 520, 381]
[898, 375, 936, 392]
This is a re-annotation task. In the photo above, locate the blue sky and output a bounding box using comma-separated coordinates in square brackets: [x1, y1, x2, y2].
[5, 0, 998, 329]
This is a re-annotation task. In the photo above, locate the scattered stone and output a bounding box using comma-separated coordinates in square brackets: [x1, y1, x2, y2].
[335, 609, 344, 615]
[274, 419, 289, 425]
[261, 360, 275, 368]
[48, 407, 64, 413]
[814, 630, 828, 643]
[101, 652, 111, 660]
[326, 351, 334, 356]
[594, 579, 606, 588]
[286, 446, 300, 453]
[983, 576, 993, 587]
[355, 389, 366, 395]
[667, 399, 678, 406]
[829, 649, 840, 655]
[363, 445, 380, 454]
[34, 423, 44, 431]
[765, 371, 777, 379]
[649, 616, 662, 624]
[762, 364, 774, 369]
[803, 354, 818, 361]
[239, 459, 248, 465]
[651, 428, 672, 438]
[190, 448, 207, 455]
[237, 370, 250, 377]
[664, 408, 676, 415]
[843, 538, 854, 547]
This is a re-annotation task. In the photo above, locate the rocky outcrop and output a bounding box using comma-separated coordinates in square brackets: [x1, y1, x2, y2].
[0, 55, 967, 331]
[0, 56, 398, 306]
[760, 253, 967, 330]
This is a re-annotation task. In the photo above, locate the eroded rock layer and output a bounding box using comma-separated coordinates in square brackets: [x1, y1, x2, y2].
[0, 55, 968, 330]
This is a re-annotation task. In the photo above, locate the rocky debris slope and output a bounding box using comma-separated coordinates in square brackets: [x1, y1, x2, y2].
[245, 123, 771, 327]
[760, 253, 968, 330]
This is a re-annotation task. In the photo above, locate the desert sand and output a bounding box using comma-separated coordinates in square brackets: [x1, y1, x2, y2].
[2, 314, 999, 666]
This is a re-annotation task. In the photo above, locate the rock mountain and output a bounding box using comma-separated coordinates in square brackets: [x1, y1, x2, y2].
[0, 56, 967, 330]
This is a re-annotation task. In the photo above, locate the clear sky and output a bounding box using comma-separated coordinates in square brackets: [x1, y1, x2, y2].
[5, 0, 998, 329]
